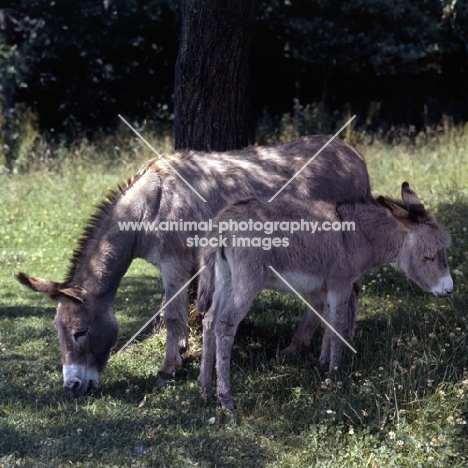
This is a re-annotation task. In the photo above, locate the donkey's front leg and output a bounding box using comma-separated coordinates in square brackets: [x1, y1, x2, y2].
[157, 260, 191, 385]
[280, 291, 323, 360]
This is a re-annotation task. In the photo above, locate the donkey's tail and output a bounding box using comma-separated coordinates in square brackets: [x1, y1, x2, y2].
[197, 246, 218, 313]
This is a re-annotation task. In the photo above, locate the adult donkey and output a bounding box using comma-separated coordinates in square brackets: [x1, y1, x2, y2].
[16, 135, 371, 397]
[197, 183, 453, 410]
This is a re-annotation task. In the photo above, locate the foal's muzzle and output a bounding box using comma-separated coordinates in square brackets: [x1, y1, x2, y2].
[431, 275, 454, 297]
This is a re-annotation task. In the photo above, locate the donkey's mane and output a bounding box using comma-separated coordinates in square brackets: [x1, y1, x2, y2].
[63, 163, 151, 285]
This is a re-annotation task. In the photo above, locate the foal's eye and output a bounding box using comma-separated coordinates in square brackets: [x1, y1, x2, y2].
[73, 329, 89, 343]
[424, 255, 435, 262]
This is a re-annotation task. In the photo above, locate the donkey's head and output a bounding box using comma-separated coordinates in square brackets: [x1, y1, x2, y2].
[15, 272, 118, 397]
[378, 183, 453, 297]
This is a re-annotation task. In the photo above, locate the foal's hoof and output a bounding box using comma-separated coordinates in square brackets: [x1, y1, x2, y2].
[218, 393, 235, 411]
[156, 370, 174, 387]
[319, 360, 341, 379]
[197, 379, 214, 400]
[201, 387, 214, 401]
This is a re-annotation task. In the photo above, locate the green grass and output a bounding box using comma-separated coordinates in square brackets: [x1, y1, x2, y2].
[1, 129, 468, 467]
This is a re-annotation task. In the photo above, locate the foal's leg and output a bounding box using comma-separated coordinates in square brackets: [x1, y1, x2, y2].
[279, 291, 324, 360]
[319, 285, 354, 374]
[198, 281, 230, 400]
[320, 281, 360, 367]
[215, 266, 265, 411]
[215, 294, 254, 411]
[346, 280, 361, 342]
[198, 305, 217, 399]
[157, 259, 192, 384]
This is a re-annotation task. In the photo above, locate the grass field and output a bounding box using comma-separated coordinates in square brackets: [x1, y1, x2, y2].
[1, 128, 468, 467]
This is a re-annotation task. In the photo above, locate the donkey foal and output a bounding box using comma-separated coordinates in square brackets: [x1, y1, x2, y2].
[197, 183, 453, 410]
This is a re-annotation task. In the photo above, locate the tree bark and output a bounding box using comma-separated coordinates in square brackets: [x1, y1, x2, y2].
[0, 9, 18, 169]
[173, 0, 255, 151]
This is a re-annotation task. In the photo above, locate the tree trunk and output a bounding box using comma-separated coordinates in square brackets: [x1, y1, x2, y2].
[173, 0, 255, 151]
[0, 9, 18, 169]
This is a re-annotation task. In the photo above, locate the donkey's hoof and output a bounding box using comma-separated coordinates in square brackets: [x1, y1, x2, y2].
[156, 370, 174, 387]
[279, 345, 297, 362]
[319, 350, 331, 368]
[218, 393, 235, 411]
[178, 338, 189, 354]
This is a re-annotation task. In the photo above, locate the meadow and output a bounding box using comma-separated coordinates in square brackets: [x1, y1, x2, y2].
[1, 125, 468, 467]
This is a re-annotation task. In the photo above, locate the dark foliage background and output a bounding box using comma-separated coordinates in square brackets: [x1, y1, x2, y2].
[0, 0, 467, 139]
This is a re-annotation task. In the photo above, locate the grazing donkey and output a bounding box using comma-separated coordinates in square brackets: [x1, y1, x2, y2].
[197, 183, 453, 410]
[15, 135, 371, 397]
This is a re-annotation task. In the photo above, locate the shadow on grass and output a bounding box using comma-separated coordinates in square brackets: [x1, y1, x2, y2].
[0, 395, 268, 467]
[0, 305, 55, 319]
[114, 275, 164, 340]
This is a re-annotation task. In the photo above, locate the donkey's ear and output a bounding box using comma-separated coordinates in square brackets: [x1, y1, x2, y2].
[15, 272, 85, 304]
[58, 286, 87, 303]
[16, 272, 61, 295]
[401, 182, 427, 217]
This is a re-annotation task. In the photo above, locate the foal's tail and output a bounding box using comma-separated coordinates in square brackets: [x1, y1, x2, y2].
[197, 242, 233, 313]
[197, 246, 218, 313]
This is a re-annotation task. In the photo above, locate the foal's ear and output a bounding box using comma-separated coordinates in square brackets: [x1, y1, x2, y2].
[401, 182, 427, 217]
[15, 272, 85, 304]
[377, 196, 410, 219]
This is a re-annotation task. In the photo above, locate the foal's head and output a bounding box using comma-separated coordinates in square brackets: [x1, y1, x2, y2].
[379, 182, 453, 297]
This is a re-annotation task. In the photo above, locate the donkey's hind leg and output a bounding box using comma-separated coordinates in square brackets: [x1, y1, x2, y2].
[279, 291, 323, 360]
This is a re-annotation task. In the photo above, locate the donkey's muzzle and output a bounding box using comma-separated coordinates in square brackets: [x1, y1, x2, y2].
[64, 377, 98, 398]
[62, 364, 99, 397]
[63, 378, 98, 398]
[64, 377, 85, 397]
